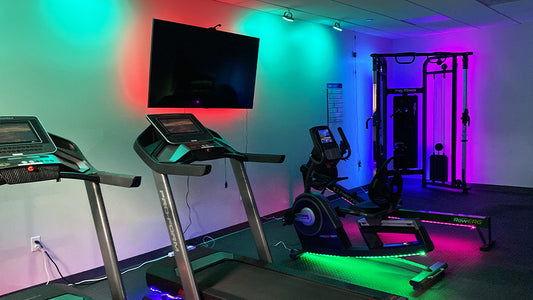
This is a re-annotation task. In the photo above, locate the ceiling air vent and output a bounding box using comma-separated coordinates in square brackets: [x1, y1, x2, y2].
[403, 14, 451, 25]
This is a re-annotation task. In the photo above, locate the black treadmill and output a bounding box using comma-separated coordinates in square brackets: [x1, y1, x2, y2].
[134, 113, 407, 300]
[0, 116, 141, 300]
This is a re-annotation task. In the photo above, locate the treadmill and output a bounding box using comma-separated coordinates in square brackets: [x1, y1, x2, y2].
[134, 113, 407, 300]
[0, 116, 141, 300]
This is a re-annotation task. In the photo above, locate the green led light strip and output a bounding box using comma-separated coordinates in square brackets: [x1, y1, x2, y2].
[301, 251, 426, 260]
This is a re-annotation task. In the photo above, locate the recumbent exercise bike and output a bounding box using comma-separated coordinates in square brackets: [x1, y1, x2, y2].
[284, 125, 447, 289]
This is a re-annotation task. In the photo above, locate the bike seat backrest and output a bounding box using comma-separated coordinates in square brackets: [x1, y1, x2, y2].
[368, 157, 403, 210]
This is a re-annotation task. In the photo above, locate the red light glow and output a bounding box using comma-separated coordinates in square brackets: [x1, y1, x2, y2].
[115, 3, 246, 126]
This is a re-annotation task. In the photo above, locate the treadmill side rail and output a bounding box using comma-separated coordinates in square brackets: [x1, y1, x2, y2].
[230, 158, 273, 263]
[152, 171, 201, 300]
[85, 181, 127, 300]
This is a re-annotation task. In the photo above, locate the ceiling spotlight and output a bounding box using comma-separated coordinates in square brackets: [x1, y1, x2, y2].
[283, 10, 294, 22]
[333, 22, 342, 31]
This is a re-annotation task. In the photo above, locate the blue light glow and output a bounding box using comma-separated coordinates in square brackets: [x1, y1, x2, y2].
[149, 286, 183, 300]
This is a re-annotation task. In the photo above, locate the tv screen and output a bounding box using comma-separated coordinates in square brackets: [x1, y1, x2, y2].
[147, 19, 259, 109]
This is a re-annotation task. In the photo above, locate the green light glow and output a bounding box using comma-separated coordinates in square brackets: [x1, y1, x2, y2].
[293, 251, 420, 295]
[383, 257, 429, 270]
[301, 251, 426, 260]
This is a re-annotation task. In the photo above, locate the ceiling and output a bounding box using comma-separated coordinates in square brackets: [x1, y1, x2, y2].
[214, 0, 533, 39]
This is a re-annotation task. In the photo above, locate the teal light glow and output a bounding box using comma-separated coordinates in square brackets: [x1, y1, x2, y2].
[234, 11, 338, 85]
[39, 0, 124, 47]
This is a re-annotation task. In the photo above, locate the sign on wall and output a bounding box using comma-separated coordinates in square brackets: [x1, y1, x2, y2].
[327, 83, 343, 127]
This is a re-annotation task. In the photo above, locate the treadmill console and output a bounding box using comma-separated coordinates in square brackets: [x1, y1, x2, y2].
[147, 114, 214, 144]
[145, 114, 232, 164]
[311, 126, 342, 161]
[0, 116, 57, 158]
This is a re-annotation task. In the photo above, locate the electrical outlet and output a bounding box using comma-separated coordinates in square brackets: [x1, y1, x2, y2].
[30, 236, 41, 252]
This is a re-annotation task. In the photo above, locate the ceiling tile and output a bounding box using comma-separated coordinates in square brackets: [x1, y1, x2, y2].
[213, 0, 533, 38]
[492, 0, 533, 23]
[409, 0, 517, 27]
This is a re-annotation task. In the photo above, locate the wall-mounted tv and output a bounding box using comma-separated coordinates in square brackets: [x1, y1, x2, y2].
[147, 19, 259, 109]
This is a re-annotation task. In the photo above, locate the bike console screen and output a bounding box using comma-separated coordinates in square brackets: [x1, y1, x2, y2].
[317, 128, 334, 144]
[311, 126, 342, 161]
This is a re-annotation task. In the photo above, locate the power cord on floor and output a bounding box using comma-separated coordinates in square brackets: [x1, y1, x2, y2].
[273, 241, 295, 252]
[200, 235, 216, 248]
[183, 176, 193, 235]
[34, 240, 73, 285]
[40, 246, 51, 285]
[261, 215, 284, 222]
[34, 240, 176, 287]
[73, 251, 174, 286]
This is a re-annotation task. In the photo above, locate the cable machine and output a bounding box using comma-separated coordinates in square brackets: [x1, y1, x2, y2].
[369, 52, 472, 192]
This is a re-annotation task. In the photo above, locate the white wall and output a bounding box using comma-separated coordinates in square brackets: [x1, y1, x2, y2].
[0, 0, 390, 295]
[391, 23, 533, 188]
[3, 1, 530, 295]
[338, 33, 392, 188]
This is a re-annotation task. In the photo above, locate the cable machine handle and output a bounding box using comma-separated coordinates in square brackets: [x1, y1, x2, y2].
[395, 53, 416, 64]
[366, 116, 373, 129]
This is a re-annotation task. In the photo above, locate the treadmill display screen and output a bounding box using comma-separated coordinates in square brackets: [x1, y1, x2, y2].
[160, 118, 200, 134]
[146, 114, 214, 145]
[0, 116, 57, 158]
[318, 128, 333, 144]
[0, 122, 40, 145]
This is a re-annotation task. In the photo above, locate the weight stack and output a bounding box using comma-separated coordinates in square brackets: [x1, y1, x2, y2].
[429, 154, 448, 182]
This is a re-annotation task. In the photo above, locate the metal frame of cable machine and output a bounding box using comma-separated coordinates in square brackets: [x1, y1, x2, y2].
[370, 52, 472, 192]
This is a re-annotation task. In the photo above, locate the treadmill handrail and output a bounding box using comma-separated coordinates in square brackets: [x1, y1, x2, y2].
[49, 133, 142, 187]
[133, 124, 284, 176]
[133, 140, 212, 176]
[242, 153, 285, 163]
[92, 171, 142, 188]
[0, 132, 142, 188]
[212, 134, 285, 164]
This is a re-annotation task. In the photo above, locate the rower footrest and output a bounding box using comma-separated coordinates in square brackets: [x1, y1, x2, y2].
[409, 261, 447, 290]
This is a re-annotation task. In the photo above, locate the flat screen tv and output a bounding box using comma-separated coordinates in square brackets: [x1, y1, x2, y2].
[147, 19, 259, 109]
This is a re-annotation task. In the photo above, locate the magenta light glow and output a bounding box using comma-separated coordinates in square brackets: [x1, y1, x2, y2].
[388, 216, 476, 229]
[427, 232, 484, 265]
[421, 219, 476, 229]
